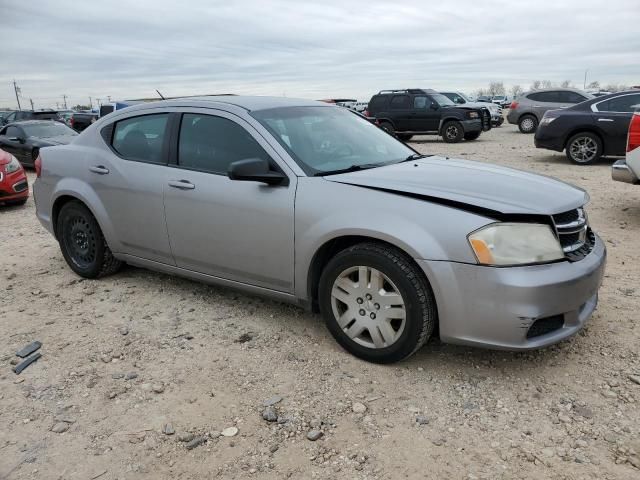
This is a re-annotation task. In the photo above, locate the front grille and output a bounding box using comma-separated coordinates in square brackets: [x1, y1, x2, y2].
[552, 208, 593, 261]
[13, 180, 28, 193]
[527, 315, 564, 339]
[480, 108, 491, 131]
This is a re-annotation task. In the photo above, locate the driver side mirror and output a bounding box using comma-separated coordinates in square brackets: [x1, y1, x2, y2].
[430, 103, 439, 110]
[228, 158, 288, 186]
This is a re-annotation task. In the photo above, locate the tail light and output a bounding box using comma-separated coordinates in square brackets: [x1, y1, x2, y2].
[509, 101, 519, 110]
[35, 154, 42, 178]
[69, 117, 75, 128]
[627, 112, 640, 153]
[363, 109, 369, 117]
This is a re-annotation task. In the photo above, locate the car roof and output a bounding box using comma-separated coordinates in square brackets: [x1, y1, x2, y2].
[6, 120, 60, 126]
[131, 95, 328, 113]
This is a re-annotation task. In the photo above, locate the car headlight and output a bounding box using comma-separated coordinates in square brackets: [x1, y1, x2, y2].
[468, 223, 564, 266]
[467, 111, 479, 119]
[5, 156, 21, 174]
[540, 116, 557, 126]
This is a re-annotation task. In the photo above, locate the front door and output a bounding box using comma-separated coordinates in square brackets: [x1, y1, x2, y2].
[0, 125, 29, 164]
[162, 110, 296, 293]
[409, 95, 440, 132]
[593, 93, 640, 155]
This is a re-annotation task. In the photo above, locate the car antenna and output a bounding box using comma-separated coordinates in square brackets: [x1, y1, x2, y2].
[156, 89, 166, 100]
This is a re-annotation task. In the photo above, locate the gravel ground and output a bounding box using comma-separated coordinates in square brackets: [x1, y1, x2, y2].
[1, 122, 639, 479]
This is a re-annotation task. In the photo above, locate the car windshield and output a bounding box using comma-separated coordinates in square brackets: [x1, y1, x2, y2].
[23, 123, 77, 138]
[251, 106, 415, 175]
[431, 93, 455, 107]
[493, 96, 505, 100]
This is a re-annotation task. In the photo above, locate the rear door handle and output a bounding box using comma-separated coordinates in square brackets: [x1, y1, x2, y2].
[89, 165, 109, 175]
[597, 118, 614, 122]
[168, 179, 195, 190]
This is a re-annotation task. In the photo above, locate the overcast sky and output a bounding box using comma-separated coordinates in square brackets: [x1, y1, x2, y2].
[1, 0, 638, 109]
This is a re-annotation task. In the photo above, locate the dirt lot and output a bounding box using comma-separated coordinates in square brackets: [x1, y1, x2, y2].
[1, 123, 639, 480]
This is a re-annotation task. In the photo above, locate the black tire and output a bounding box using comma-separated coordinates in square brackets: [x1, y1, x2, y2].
[518, 114, 538, 133]
[565, 132, 603, 165]
[441, 121, 464, 143]
[318, 242, 437, 364]
[57, 201, 122, 279]
[397, 134, 414, 141]
[379, 122, 395, 137]
[464, 131, 481, 141]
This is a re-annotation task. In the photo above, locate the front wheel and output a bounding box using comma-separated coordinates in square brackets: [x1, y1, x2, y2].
[318, 243, 437, 363]
[464, 131, 481, 141]
[57, 201, 122, 278]
[566, 132, 603, 165]
[441, 121, 464, 143]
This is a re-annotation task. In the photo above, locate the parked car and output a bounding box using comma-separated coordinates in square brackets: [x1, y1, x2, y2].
[0, 148, 29, 206]
[491, 95, 509, 108]
[68, 112, 98, 132]
[367, 89, 491, 142]
[534, 91, 640, 164]
[0, 109, 63, 126]
[507, 88, 593, 133]
[612, 110, 640, 184]
[440, 91, 504, 127]
[353, 101, 369, 113]
[477, 95, 492, 103]
[34, 96, 605, 363]
[0, 120, 78, 168]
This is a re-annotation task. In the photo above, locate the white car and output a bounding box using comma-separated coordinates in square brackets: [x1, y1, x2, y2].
[612, 111, 640, 184]
[440, 91, 504, 127]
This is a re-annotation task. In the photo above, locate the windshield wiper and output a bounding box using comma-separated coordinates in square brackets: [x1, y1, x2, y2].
[399, 153, 428, 163]
[314, 163, 382, 177]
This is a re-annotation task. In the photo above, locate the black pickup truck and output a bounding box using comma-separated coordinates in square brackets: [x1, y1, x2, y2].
[68, 112, 98, 132]
[366, 88, 491, 142]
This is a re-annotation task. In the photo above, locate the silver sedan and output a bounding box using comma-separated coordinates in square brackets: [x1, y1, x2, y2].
[34, 96, 606, 363]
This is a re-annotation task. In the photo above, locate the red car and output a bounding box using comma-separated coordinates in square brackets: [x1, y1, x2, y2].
[0, 148, 29, 205]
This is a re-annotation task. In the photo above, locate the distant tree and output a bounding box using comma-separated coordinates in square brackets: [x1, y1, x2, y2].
[511, 85, 523, 97]
[488, 81, 506, 96]
[530, 80, 542, 91]
[73, 104, 91, 110]
[560, 80, 573, 88]
[476, 88, 487, 97]
[541, 80, 553, 89]
[587, 80, 600, 89]
[604, 84, 629, 92]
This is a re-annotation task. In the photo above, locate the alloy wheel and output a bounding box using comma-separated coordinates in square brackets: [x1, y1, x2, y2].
[445, 125, 459, 140]
[520, 118, 535, 132]
[330, 266, 406, 349]
[569, 136, 598, 163]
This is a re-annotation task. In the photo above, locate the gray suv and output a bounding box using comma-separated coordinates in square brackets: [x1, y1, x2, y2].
[507, 88, 593, 133]
[34, 96, 606, 363]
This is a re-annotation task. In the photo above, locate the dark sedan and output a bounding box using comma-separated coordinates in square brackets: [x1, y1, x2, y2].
[0, 120, 78, 168]
[534, 90, 640, 164]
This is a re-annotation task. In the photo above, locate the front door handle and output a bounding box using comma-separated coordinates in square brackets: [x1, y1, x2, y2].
[597, 118, 614, 122]
[89, 165, 109, 175]
[168, 179, 195, 190]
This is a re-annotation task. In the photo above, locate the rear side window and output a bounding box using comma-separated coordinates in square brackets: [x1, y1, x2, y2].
[112, 113, 169, 164]
[600, 94, 640, 112]
[527, 92, 557, 102]
[389, 95, 410, 109]
[178, 114, 271, 175]
[368, 95, 387, 112]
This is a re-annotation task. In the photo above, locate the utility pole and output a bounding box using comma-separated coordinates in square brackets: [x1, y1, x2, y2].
[62, 95, 68, 109]
[583, 69, 589, 90]
[89, 96, 92, 109]
[29, 98, 34, 110]
[96, 98, 102, 107]
[13, 79, 22, 110]
[107, 95, 111, 102]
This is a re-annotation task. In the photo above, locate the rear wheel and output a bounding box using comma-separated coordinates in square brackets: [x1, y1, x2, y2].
[566, 132, 603, 165]
[319, 242, 437, 363]
[57, 201, 122, 278]
[518, 115, 538, 133]
[442, 121, 464, 143]
[397, 133, 413, 141]
[379, 122, 395, 137]
[464, 131, 481, 141]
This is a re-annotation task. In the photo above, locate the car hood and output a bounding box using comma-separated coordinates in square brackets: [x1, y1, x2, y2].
[463, 101, 499, 112]
[31, 134, 76, 146]
[324, 157, 587, 216]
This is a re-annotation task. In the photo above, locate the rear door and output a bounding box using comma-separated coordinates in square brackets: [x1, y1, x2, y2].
[90, 112, 174, 264]
[593, 93, 640, 155]
[388, 95, 412, 131]
[527, 91, 562, 119]
[409, 95, 440, 131]
[162, 109, 296, 292]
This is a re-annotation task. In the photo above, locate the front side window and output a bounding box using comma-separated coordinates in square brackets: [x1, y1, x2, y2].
[178, 114, 271, 174]
[252, 106, 415, 176]
[429, 93, 455, 107]
[413, 96, 428, 109]
[5, 126, 22, 138]
[112, 113, 169, 163]
[389, 95, 409, 109]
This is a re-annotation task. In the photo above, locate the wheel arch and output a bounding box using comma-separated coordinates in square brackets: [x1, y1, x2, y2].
[438, 116, 464, 134]
[518, 112, 539, 123]
[562, 127, 605, 151]
[305, 235, 433, 313]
